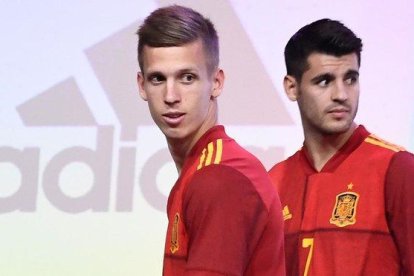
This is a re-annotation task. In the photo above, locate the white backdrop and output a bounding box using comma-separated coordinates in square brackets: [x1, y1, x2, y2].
[1, 0, 413, 275]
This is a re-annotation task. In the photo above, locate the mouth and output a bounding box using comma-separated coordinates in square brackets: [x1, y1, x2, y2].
[162, 112, 185, 126]
[327, 107, 350, 118]
[328, 108, 349, 113]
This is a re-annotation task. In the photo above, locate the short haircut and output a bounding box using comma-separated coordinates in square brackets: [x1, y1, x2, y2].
[137, 5, 219, 74]
[285, 18, 363, 81]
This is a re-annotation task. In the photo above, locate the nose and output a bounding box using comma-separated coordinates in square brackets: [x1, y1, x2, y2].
[164, 81, 180, 105]
[331, 82, 348, 102]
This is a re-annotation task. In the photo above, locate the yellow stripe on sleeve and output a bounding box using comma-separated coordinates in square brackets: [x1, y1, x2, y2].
[365, 136, 404, 152]
[197, 139, 223, 170]
[205, 142, 214, 166]
[214, 139, 223, 164]
[197, 148, 206, 170]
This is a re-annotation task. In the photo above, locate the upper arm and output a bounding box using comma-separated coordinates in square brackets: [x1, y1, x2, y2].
[182, 165, 271, 275]
[385, 151, 414, 275]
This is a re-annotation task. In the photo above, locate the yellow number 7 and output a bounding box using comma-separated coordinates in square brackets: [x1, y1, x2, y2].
[302, 238, 314, 276]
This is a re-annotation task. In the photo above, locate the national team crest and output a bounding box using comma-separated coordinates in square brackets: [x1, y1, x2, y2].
[330, 184, 359, 227]
[170, 213, 180, 253]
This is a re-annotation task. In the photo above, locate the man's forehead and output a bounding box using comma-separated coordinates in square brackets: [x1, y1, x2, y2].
[142, 39, 204, 53]
[306, 52, 359, 72]
[308, 52, 358, 63]
[141, 42, 208, 75]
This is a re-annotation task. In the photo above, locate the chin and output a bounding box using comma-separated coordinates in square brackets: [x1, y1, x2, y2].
[162, 128, 185, 140]
[323, 121, 354, 135]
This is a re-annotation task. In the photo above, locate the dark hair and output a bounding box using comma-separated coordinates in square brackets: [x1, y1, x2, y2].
[137, 5, 219, 74]
[285, 18, 363, 81]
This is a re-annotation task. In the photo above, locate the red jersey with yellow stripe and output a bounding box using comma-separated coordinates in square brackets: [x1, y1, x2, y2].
[269, 125, 414, 276]
[163, 125, 285, 275]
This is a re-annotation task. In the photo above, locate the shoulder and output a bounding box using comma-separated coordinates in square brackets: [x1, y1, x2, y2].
[268, 149, 302, 176]
[184, 164, 276, 212]
[390, 150, 414, 163]
[198, 136, 272, 183]
[384, 150, 414, 204]
[363, 134, 406, 152]
[355, 134, 409, 168]
[387, 150, 414, 176]
[192, 163, 252, 185]
[196, 136, 265, 172]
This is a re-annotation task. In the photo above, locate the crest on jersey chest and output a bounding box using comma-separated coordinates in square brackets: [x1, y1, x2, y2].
[330, 183, 359, 227]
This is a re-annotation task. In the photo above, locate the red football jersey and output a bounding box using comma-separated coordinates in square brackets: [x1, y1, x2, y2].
[269, 125, 414, 275]
[163, 125, 285, 275]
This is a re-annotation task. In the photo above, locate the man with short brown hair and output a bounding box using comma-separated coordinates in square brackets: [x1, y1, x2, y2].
[137, 5, 285, 275]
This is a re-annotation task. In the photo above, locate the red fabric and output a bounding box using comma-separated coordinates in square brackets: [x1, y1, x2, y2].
[269, 125, 414, 275]
[386, 151, 414, 275]
[163, 125, 285, 275]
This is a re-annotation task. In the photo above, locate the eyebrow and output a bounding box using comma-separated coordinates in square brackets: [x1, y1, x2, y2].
[344, 69, 359, 79]
[311, 69, 360, 83]
[145, 68, 198, 77]
[311, 73, 334, 84]
[175, 68, 198, 75]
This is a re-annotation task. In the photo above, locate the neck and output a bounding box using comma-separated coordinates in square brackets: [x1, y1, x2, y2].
[304, 123, 357, 171]
[168, 105, 218, 173]
[167, 139, 194, 173]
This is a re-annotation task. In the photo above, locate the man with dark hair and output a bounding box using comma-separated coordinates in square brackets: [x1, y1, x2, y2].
[269, 18, 414, 275]
[137, 5, 285, 275]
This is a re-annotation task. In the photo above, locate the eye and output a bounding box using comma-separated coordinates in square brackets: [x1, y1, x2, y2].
[148, 74, 165, 85]
[317, 78, 330, 87]
[312, 74, 333, 88]
[181, 73, 196, 84]
[345, 75, 358, 85]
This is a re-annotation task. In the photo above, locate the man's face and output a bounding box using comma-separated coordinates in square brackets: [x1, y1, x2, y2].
[288, 52, 360, 136]
[138, 39, 223, 146]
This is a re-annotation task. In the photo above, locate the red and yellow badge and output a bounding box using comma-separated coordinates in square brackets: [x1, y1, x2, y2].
[330, 183, 359, 227]
[170, 213, 180, 253]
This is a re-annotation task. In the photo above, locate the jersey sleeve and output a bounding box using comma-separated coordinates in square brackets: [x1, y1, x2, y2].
[385, 151, 414, 275]
[182, 164, 271, 275]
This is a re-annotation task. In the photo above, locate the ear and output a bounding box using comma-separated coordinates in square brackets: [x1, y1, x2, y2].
[283, 75, 299, 102]
[137, 72, 148, 101]
[211, 69, 225, 98]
